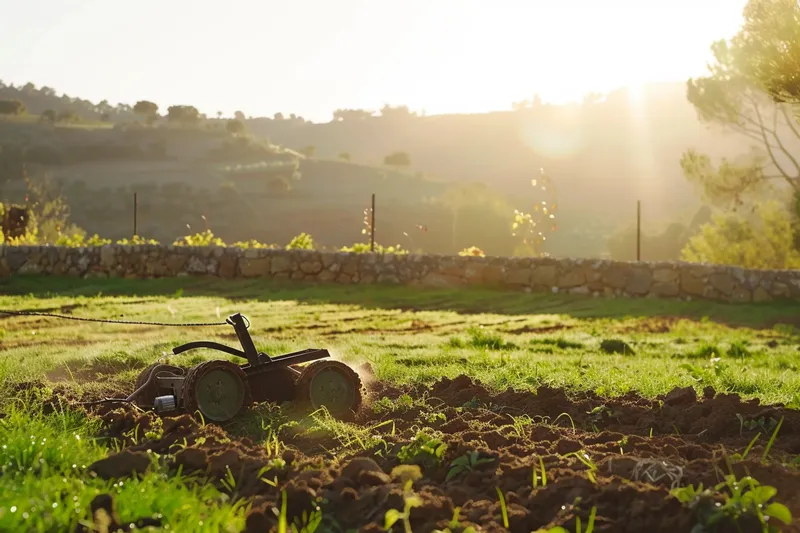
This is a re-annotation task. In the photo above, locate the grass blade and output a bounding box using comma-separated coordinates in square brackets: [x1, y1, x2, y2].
[762, 416, 784, 463]
[586, 506, 597, 533]
[495, 487, 509, 529]
[539, 456, 547, 487]
[741, 432, 761, 461]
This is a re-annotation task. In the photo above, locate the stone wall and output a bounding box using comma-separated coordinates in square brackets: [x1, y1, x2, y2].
[1, 245, 799, 303]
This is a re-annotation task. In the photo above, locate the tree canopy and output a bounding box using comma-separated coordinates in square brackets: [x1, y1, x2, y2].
[383, 151, 411, 167]
[0, 99, 26, 115]
[736, 0, 800, 104]
[682, 0, 800, 205]
[133, 100, 159, 122]
[682, 201, 800, 269]
[167, 105, 200, 126]
[226, 119, 246, 135]
[333, 108, 374, 121]
[680, 0, 800, 267]
[379, 104, 416, 120]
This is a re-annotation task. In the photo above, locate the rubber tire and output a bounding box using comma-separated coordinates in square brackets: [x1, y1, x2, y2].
[183, 360, 252, 423]
[295, 360, 363, 419]
[133, 363, 183, 408]
[247, 366, 299, 404]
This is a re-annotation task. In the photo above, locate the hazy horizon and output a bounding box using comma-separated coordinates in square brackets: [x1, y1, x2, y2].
[1, 0, 747, 122]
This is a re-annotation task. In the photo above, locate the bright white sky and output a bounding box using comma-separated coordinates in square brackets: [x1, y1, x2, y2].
[0, 0, 748, 122]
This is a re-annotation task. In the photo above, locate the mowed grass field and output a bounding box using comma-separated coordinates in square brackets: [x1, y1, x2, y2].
[1, 276, 800, 532]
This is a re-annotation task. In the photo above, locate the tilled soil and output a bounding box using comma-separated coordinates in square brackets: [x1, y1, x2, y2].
[73, 373, 800, 533]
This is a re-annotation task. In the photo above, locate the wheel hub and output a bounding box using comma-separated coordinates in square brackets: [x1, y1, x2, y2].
[193, 367, 247, 421]
[309, 367, 355, 415]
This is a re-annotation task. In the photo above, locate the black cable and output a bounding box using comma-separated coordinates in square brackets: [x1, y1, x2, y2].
[0, 309, 227, 327]
[79, 398, 147, 413]
[80, 398, 134, 406]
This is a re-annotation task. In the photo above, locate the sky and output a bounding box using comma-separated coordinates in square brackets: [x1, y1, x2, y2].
[0, 0, 749, 122]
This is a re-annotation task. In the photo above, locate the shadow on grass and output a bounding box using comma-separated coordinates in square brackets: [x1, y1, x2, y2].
[1, 275, 799, 329]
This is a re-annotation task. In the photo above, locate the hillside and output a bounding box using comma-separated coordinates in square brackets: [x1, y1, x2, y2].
[0, 80, 766, 258]
[245, 83, 757, 221]
[0, 121, 487, 253]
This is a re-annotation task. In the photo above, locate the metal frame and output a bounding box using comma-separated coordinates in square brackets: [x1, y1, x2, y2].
[139, 313, 357, 419]
[139, 313, 334, 414]
[170, 313, 331, 376]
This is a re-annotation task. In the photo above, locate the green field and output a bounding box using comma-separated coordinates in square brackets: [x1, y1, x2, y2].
[1, 277, 800, 532]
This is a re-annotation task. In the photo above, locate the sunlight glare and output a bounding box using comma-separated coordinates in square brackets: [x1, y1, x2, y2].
[515, 105, 587, 160]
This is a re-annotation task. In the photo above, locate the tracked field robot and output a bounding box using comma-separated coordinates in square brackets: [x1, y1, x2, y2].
[128, 313, 363, 422]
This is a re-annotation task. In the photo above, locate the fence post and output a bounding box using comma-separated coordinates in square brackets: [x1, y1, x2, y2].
[636, 200, 641, 261]
[370, 193, 376, 252]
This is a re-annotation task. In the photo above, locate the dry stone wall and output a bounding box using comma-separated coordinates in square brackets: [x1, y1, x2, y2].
[1, 245, 799, 303]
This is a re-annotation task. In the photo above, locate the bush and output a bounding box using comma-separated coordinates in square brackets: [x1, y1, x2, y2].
[340, 242, 408, 254]
[116, 236, 160, 245]
[225, 119, 246, 135]
[681, 201, 800, 269]
[286, 232, 315, 250]
[173, 230, 225, 247]
[0, 99, 25, 115]
[459, 246, 485, 257]
[54, 232, 111, 247]
[230, 240, 277, 249]
[39, 109, 56, 123]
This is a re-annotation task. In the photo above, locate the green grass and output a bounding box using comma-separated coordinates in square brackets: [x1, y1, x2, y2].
[0, 394, 246, 532]
[1, 276, 799, 404]
[1, 275, 799, 531]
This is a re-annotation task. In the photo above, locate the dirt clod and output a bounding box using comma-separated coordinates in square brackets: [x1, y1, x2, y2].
[664, 386, 697, 406]
[174, 447, 208, 471]
[556, 438, 584, 455]
[341, 457, 385, 480]
[78, 375, 800, 533]
[88, 449, 151, 480]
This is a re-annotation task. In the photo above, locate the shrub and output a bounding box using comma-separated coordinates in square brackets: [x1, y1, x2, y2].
[116, 236, 160, 245]
[4, 228, 39, 245]
[340, 242, 408, 254]
[286, 232, 315, 250]
[0, 99, 26, 115]
[459, 246, 485, 257]
[55, 233, 111, 247]
[173, 230, 225, 247]
[681, 201, 800, 270]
